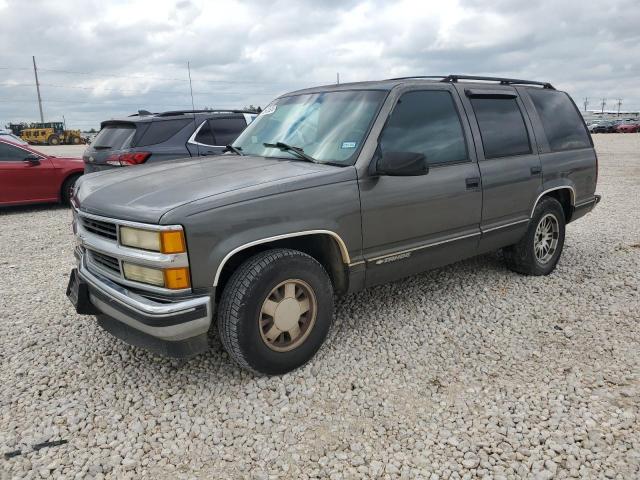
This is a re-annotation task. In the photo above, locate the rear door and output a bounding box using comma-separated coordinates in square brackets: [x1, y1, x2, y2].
[0, 142, 57, 205]
[455, 85, 542, 250]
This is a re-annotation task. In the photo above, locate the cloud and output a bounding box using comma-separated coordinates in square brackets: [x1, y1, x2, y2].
[0, 0, 638, 129]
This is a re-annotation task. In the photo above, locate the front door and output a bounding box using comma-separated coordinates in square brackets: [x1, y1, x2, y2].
[359, 87, 482, 286]
[0, 143, 56, 205]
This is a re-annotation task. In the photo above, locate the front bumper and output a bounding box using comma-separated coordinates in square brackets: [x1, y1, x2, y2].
[67, 253, 212, 358]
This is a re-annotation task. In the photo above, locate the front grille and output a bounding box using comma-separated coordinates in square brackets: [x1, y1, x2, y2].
[80, 217, 117, 241]
[89, 250, 121, 275]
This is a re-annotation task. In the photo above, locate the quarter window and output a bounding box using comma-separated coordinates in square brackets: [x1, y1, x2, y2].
[380, 90, 468, 165]
[193, 121, 216, 145]
[527, 89, 591, 151]
[470, 97, 531, 159]
[136, 119, 191, 147]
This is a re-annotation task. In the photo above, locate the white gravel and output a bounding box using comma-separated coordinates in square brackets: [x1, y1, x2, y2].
[1, 134, 639, 479]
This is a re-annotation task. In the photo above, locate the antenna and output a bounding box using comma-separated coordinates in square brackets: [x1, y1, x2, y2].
[187, 61, 200, 156]
[32, 56, 44, 123]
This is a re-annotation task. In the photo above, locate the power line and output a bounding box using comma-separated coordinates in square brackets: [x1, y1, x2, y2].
[0, 65, 316, 86]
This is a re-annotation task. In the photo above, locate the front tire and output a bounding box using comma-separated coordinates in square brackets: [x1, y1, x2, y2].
[61, 174, 81, 206]
[47, 135, 60, 145]
[218, 248, 334, 375]
[503, 197, 566, 276]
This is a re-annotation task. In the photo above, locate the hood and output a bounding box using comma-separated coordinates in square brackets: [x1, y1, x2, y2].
[75, 155, 350, 224]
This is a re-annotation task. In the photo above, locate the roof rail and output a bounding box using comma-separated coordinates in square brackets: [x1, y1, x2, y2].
[386, 74, 554, 89]
[442, 75, 554, 89]
[155, 109, 259, 117]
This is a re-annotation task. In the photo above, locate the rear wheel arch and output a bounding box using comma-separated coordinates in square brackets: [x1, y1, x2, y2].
[214, 232, 350, 299]
[531, 186, 575, 222]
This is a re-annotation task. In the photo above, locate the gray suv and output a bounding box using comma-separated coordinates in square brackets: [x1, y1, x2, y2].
[83, 109, 256, 173]
[67, 75, 601, 375]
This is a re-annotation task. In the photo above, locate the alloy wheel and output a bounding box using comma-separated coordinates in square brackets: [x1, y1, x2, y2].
[534, 213, 559, 264]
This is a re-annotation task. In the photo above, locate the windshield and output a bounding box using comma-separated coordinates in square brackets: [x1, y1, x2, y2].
[232, 90, 387, 165]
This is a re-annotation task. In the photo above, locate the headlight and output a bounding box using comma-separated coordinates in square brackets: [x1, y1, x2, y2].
[122, 262, 190, 290]
[120, 226, 186, 254]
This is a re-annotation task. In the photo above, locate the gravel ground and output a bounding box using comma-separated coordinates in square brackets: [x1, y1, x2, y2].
[1, 134, 639, 479]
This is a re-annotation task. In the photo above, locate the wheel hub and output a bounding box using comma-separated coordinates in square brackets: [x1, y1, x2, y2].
[259, 279, 317, 352]
[534, 213, 559, 264]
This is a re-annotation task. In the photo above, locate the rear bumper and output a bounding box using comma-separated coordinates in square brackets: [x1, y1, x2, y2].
[571, 194, 602, 222]
[68, 253, 212, 358]
[84, 163, 120, 174]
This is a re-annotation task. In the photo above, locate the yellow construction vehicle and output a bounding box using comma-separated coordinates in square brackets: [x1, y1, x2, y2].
[18, 122, 84, 145]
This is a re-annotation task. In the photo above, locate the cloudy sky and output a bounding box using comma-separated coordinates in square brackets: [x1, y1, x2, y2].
[1, 0, 639, 130]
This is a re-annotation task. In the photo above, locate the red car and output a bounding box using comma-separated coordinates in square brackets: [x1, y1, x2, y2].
[616, 122, 640, 133]
[0, 139, 84, 207]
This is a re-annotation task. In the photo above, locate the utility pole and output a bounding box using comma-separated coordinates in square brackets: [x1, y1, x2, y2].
[583, 97, 589, 112]
[336, 72, 340, 85]
[616, 98, 622, 117]
[600, 98, 606, 114]
[32, 56, 44, 123]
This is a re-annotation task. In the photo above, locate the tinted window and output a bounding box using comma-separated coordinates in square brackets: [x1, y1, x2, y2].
[194, 121, 215, 145]
[380, 90, 467, 165]
[528, 89, 591, 151]
[470, 97, 531, 159]
[93, 125, 135, 149]
[0, 142, 27, 161]
[210, 117, 247, 146]
[136, 119, 191, 147]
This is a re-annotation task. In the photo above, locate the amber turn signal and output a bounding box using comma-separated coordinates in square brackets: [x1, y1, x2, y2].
[160, 230, 186, 254]
[164, 267, 190, 289]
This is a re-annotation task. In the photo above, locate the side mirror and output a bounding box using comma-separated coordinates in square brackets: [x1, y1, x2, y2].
[377, 151, 428, 176]
[23, 156, 40, 165]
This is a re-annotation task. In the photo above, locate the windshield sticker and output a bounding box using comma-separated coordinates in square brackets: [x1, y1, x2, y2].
[262, 105, 277, 115]
[341, 141, 357, 149]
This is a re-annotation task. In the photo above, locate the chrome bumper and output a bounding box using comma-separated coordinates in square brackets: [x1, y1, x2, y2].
[76, 251, 212, 343]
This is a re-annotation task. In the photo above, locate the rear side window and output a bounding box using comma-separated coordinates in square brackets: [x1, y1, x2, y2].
[136, 119, 191, 147]
[380, 90, 468, 165]
[210, 117, 247, 146]
[528, 89, 591, 151]
[470, 97, 531, 159]
[194, 121, 216, 145]
[93, 125, 135, 149]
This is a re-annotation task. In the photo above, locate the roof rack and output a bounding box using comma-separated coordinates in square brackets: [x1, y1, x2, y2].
[155, 109, 259, 117]
[387, 74, 554, 89]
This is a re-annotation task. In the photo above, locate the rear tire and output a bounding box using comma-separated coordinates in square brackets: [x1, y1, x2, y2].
[218, 248, 334, 375]
[503, 197, 566, 276]
[48, 135, 60, 145]
[61, 174, 81, 206]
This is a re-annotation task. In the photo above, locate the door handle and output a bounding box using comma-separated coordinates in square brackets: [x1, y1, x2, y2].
[530, 166, 542, 175]
[465, 177, 480, 189]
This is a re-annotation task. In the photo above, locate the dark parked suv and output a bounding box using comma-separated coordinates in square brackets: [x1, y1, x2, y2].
[83, 109, 256, 172]
[68, 75, 601, 375]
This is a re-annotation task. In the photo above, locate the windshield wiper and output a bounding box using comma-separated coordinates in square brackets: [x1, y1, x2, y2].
[223, 144, 243, 155]
[263, 142, 317, 164]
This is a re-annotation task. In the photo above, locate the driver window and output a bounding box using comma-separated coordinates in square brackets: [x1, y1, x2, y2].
[0, 143, 27, 161]
[380, 90, 468, 166]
